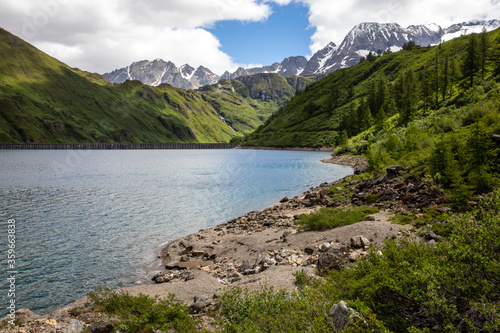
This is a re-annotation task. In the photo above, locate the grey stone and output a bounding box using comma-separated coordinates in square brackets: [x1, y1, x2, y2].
[437, 207, 452, 213]
[386, 165, 403, 177]
[189, 302, 208, 314]
[64, 319, 85, 333]
[351, 236, 370, 249]
[304, 247, 314, 255]
[320, 242, 331, 252]
[89, 321, 114, 333]
[317, 252, 344, 273]
[424, 230, 438, 240]
[326, 301, 361, 332]
[349, 251, 361, 262]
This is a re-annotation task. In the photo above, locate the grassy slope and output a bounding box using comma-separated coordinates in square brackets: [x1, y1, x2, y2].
[242, 28, 500, 148]
[0, 27, 318, 144]
[0, 27, 241, 143]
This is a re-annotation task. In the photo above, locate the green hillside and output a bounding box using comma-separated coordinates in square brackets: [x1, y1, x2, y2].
[0, 27, 317, 144]
[242, 28, 500, 149]
[199, 73, 320, 133]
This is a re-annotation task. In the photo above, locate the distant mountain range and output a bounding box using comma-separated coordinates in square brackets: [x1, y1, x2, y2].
[103, 19, 500, 89]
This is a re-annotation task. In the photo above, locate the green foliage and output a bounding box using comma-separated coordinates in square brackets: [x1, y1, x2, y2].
[0, 27, 322, 143]
[218, 286, 332, 332]
[87, 287, 196, 332]
[295, 206, 379, 231]
[319, 190, 500, 332]
[388, 214, 414, 225]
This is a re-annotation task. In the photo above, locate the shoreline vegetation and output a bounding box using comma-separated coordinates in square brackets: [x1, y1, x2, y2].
[0, 153, 449, 332]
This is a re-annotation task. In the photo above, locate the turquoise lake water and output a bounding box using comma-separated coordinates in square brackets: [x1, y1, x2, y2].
[0, 149, 352, 316]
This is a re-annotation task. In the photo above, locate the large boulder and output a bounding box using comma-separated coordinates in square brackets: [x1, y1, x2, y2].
[317, 252, 345, 274]
[89, 321, 114, 333]
[326, 301, 361, 332]
[64, 319, 85, 333]
[386, 165, 403, 178]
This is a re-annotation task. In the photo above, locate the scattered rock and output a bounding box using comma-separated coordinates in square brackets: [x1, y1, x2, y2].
[191, 250, 205, 256]
[326, 300, 361, 332]
[437, 207, 452, 213]
[304, 247, 314, 255]
[349, 251, 361, 262]
[11, 308, 42, 323]
[89, 321, 114, 333]
[424, 231, 439, 241]
[317, 253, 345, 273]
[350, 236, 370, 249]
[280, 196, 289, 203]
[386, 165, 404, 178]
[320, 242, 331, 252]
[64, 319, 85, 333]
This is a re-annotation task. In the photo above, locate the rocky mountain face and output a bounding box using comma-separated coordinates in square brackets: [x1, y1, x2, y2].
[303, 19, 500, 75]
[103, 59, 220, 89]
[220, 56, 308, 80]
[103, 19, 500, 88]
[103, 56, 308, 89]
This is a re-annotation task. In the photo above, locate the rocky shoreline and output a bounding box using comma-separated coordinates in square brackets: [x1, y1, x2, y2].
[1, 156, 449, 332]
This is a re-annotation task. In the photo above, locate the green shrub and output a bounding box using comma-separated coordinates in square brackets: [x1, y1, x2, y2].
[364, 193, 380, 204]
[87, 287, 196, 333]
[295, 206, 379, 231]
[389, 214, 414, 225]
[218, 286, 331, 332]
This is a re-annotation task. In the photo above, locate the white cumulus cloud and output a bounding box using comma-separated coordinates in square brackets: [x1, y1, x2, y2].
[0, 0, 272, 74]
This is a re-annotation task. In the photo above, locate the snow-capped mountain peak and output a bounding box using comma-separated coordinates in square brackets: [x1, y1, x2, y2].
[103, 19, 500, 89]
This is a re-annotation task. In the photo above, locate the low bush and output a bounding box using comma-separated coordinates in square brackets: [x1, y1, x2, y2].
[87, 287, 197, 333]
[295, 206, 379, 231]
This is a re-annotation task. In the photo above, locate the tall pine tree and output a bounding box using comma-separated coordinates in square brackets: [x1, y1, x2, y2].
[463, 33, 480, 88]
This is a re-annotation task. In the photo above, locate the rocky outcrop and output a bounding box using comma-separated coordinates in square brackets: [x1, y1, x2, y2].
[326, 301, 361, 332]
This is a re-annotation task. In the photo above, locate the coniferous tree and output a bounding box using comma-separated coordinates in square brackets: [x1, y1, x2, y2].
[441, 52, 450, 102]
[400, 70, 417, 123]
[338, 130, 348, 147]
[375, 77, 388, 116]
[466, 123, 496, 192]
[492, 34, 500, 77]
[357, 98, 374, 131]
[449, 57, 462, 97]
[480, 27, 489, 80]
[430, 139, 461, 188]
[367, 52, 377, 63]
[434, 45, 441, 108]
[367, 80, 376, 117]
[419, 70, 432, 112]
[463, 33, 480, 88]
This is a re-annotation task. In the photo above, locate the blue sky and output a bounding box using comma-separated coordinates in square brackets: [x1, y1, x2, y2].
[208, 2, 313, 65]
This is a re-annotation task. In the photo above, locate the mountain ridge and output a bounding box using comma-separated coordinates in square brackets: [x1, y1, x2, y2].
[103, 19, 500, 89]
[0, 26, 302, 143]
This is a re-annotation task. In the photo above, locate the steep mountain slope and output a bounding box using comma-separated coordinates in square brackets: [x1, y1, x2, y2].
[242, 27, 500, 148]
[220, 56, 308, 80]
[0, 27, 284, 143]
[304, 20, 500, 75]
